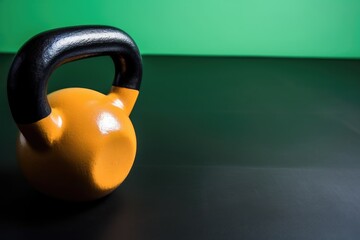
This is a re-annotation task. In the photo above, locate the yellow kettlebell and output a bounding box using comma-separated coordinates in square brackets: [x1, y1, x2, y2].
[7, 26, 142, 201]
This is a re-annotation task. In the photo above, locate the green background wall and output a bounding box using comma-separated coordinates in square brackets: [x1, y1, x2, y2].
[1, 0, 360, 58]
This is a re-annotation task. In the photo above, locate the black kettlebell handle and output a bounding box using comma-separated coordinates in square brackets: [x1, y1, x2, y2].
[7, 26, 142, 124]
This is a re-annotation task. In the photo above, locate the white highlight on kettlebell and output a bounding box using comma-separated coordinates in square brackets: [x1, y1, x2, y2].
[51, 113, 63, 128]
[97, 112, 120, 134]
[112, 99, 125, 109]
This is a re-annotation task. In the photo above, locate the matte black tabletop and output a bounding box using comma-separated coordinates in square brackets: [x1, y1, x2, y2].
[1, 165, 360, 240]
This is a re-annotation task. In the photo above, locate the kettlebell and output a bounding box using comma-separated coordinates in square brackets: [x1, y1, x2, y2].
[7, 26, 142, 201]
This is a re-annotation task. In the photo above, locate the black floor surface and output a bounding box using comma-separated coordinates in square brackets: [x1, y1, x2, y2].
[1, 55, 360, 239]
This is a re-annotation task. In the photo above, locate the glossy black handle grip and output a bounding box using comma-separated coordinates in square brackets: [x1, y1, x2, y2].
[7, 25, 142, 124]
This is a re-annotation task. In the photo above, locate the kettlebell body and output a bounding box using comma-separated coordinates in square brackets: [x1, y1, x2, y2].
[8, 26, 142, 201]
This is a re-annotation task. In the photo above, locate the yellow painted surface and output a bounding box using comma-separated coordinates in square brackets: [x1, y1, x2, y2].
[17, 86, 138, 201]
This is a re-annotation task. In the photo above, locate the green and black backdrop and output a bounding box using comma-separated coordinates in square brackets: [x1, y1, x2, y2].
[1, 1, 360, 239]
